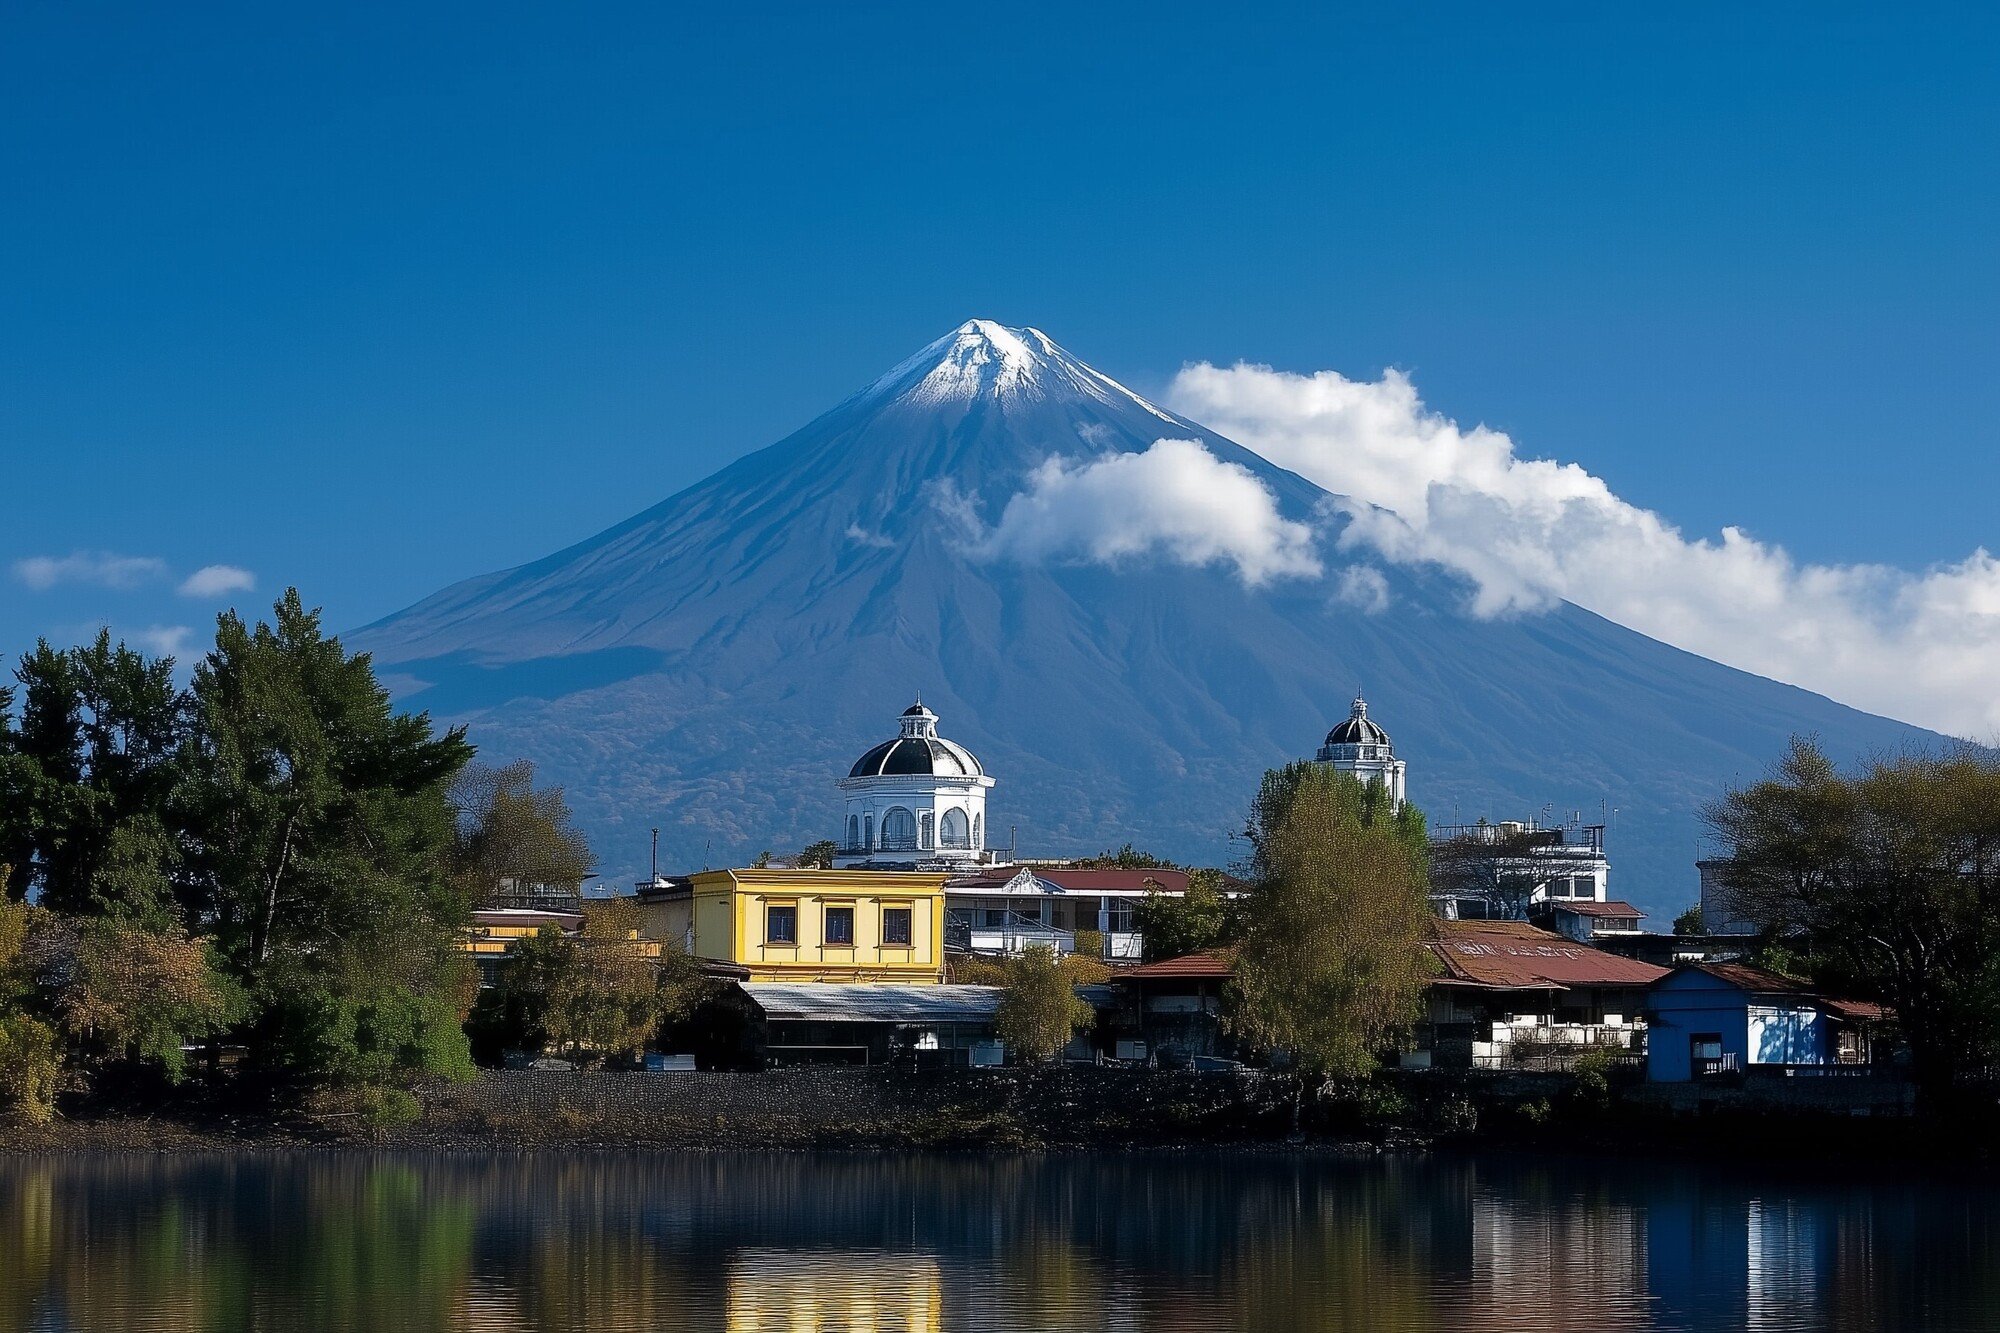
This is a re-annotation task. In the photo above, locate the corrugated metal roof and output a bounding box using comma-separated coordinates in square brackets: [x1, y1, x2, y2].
[1552, 900, 1646, 918]
[736, 983, 1003, 1023]
[1427, 921, 1668, 989]
[1690, 961, 1817, 995]
[1118, 949, 1237, 980]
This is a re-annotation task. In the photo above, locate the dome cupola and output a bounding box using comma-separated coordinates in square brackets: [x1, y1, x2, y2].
[1313, 695, 1407, 812]
[836, 699, 997, 869]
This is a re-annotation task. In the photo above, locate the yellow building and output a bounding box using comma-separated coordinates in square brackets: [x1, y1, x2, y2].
[635, 868, 947, 984]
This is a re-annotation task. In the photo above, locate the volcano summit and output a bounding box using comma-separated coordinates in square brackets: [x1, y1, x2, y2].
[349, 321, 1941, 915]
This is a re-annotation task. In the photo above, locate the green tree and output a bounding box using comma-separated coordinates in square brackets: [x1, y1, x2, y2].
[1232, 765, 1436, 1079]
[1704, 737, 2000, 1099]
[1134, 870, 1240, 962]
[0, 900, 61, 1121]
[38, 915, 243, 1081]
[995, 943, 1093, 1063]
[795, 840, 838, 870]
[448, 760, 593, 906]
[1672, 904, 1705, 936]
[492, 904, 686, 1063]
[1072, 843, 1178, 870]
[180, 590, 475, 1086]
[1245, 760, 1427, 882]
[0, 633, 189, 919]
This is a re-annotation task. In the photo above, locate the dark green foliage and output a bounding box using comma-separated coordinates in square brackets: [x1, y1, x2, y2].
[1134, 871, 1242, 962]
[1672, 904, 1704, 935]
[795, 840, 838, 870]
[179, 591, 476, 1085]
[1073, 843, 1178, 869]
[0, 632, 190, 919]
[1705, 737, 2000, 1097]
[1245, 760, 1428, 883]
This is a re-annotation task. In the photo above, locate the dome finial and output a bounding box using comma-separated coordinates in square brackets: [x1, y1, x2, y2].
[1352, 696, 1367, 718]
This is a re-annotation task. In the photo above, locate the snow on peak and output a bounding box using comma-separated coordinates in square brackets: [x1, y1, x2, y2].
[862, 319, 1179, 422]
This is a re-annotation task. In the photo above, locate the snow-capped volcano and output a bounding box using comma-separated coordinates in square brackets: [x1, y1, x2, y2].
[350, 321, 1944, 914]
[862, 319, 1180, 422]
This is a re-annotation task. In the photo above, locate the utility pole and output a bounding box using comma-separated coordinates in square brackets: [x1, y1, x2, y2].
[650, 827, 659, 885]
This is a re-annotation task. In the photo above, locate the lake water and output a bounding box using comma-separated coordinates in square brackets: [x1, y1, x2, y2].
[2, 1151, 1997, 1331]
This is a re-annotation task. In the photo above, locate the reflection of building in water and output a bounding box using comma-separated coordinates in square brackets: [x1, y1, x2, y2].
[1469, 1184, 1656, 1329]
[1647, 1191, 1830, 1331]
[727, 1249, 942, 1333]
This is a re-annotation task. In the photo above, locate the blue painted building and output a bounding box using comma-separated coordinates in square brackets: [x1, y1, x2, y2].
[1645, 963, 1882, 1082]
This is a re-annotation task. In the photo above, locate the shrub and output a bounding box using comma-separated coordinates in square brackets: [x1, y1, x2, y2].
[0, 1013, 63, 1123]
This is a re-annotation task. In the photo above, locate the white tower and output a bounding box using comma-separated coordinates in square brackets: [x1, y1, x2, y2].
[836, 701, 996, 869]
[1315, 696, 1407, 812]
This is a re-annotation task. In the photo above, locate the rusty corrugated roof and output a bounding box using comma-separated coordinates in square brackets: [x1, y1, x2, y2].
[1117, 948, 1237, 980]
[1427, 920, 1667, 989]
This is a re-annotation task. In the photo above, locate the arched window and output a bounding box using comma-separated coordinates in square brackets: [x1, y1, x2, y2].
[919, 812, 934, 849]
[971, 813, 983, 849]
[864, 813, 874, 849]
[940, 808, 970, 850]
[881, 807, 918, 850]
[847, 815, 859, 849]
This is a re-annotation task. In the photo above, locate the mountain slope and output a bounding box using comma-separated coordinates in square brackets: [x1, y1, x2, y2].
[350, 321, 1942, 916]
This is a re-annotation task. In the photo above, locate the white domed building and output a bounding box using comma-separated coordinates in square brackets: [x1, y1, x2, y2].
[835, 702, 996, 869]
[1315, 696, 1407, 811]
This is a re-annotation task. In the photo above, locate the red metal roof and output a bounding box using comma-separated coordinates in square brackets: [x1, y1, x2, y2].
[1688, 961, 1817, 995]
[1551, 900, 1646, 918]
[1118, 948, 1237, 980]
[1427, 921, 1668, 989]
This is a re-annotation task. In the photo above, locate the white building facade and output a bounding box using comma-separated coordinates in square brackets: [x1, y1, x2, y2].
[835, 702, 996, 870]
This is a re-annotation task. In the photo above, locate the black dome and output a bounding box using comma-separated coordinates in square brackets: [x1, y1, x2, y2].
[847, 736, 984, 779]
[1323, 698, 1391, 749]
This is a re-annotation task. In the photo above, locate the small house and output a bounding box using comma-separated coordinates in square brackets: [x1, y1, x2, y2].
[1109, 949, 1238, 1063]
[1645, 962, 1888, 1082]
[1420, 920, 1668, 1069]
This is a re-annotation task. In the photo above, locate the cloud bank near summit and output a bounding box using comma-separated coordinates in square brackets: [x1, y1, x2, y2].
[951, 437, 1323, 587]
[1166, 361, 2000, 740]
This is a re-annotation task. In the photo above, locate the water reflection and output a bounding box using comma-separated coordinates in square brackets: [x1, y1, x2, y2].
[1, 1152, 1996, 1331]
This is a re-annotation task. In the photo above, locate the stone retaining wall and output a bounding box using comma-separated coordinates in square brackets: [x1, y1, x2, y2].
[419, 1066, 1296, 1148]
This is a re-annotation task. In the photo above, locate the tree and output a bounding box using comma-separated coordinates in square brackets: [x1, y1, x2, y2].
[1245, 761, 1427, 883]
[0, 899, 62, 1121]
[1428, 825, 1582, 921]
[493, 904, 686, 1064]
[1072, 844, 1178, 870]
[0, 633, 190, 919]
[796, 840, 838, 870]
[1134, 870, 1240, 962]
[180, 590, 475, 1085]
[37, 915, 242, 1082]
[1704, 737, 2000, 1100]
[449, 760, 593, 907]
[1232, 765, 1436, 1079]
[995, 943, 1093, 1063]
[1672, 904, 1705, 936]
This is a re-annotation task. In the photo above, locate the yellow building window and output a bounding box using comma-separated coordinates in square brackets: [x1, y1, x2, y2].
[824, 904, 856, 946]
[766, 903, 798, 945]
[882, 905, 913, 946]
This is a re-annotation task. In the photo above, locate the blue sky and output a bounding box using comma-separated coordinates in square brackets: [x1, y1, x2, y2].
[4, 3, 1997, 724]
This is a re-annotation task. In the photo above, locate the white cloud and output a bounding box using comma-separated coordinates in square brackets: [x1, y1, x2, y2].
[958, 438, 1322, 587]
[127, 625, 196, 659]
[178, 564, 256, 597]
[12, 551, 168, 591]
[844, 524, 896, 550]
[1335, 565, 1391, 614]
[1169, 362, 2000, 740]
